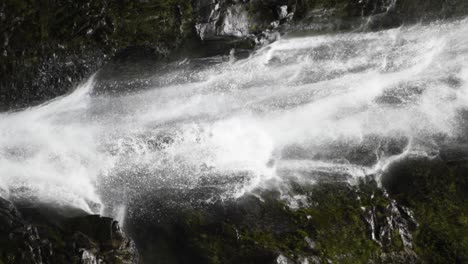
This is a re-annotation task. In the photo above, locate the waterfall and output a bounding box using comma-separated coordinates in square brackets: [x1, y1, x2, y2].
[1, 17, 467, 218]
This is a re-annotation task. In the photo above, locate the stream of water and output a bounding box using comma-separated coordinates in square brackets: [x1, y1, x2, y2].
[1, 18, 467, 220]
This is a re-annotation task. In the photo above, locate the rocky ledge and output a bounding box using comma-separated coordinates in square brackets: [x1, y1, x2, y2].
[0, 198, 138, 264]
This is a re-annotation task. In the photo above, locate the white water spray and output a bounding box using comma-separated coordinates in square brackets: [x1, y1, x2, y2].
[1, 18, 468, 215]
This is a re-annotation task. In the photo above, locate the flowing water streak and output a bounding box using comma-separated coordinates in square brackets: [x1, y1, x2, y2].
[0, 76, 106, 212]
[0, 18, 468, 214]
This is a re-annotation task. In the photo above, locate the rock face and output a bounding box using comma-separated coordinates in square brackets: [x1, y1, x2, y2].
[194, 0, 251, 40]
[0, 0, 193, 111]
[382, 158, 468, 264]
[126, 176, 418, 263]
[0, 198, 138, 264]
[2, 0, 468, 112]
[192, 0, 468, 40]
[118, 157, 467, 264]
[1, 161, 465, 264]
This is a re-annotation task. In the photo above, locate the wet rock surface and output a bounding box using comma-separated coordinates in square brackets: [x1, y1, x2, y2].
[0, 0, 193, 111]
[122, 157, 467, 264]
[382, 158, 468, 264]
[0, 199, 138, 264]
[0, 158, 464, 261]
[3, 0, 468, 111]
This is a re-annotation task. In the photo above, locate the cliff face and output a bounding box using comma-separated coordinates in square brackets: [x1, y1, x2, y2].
[2, 0, 468, 111]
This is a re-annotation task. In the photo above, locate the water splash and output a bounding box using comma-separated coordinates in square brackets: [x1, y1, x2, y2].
[1, 18, 468, 216]
[0, 77, 105, 212]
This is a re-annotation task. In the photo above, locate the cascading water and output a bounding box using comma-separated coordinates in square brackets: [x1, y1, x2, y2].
[1, 18, 467, 220]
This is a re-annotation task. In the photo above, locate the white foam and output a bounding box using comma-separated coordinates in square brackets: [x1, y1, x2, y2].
[1, 18, 468, 215]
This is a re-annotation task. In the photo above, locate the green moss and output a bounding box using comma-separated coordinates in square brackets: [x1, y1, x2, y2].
[383, 159, 468, 263]
[292, 184, 380, 263]
[110, 158, 466, 263]
[169, 180, 404, 263]
[1, 0, 196, 110]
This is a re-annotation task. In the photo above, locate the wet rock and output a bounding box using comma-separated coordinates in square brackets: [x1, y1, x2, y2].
[122, 173, 425, 263]
[0, 0, 193, 111]
[118, 156, 466, 263]
[194, 1, 250, 40]
[0, 198, 138, 264]
[382, 158, 468, 263]
[3, 0, 468, 112]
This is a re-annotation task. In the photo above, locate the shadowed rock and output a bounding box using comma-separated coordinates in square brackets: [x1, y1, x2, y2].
[0, 198, 138, 264]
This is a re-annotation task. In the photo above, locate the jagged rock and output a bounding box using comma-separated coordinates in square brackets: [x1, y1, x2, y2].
[194, 1, 250, 40]
[0, 198, 138, 264]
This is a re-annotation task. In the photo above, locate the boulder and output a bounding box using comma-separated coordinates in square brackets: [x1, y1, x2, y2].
[0, 198, 138, 264]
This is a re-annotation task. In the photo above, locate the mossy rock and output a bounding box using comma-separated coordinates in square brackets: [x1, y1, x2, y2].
[383, 158, 468, 264]
[125, 177, 416, 263]
[0, 0, 194, 111]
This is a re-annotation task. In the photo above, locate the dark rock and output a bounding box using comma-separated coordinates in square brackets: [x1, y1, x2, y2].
[115, 156, 467, 263]
[122, 174, 423, 263]
[0, 198, 138, 264]
[2, 0, 468, 112]
[0, 0, 194, 111]
[194, 0, 251, 40]
[382, 158, 468, 263]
